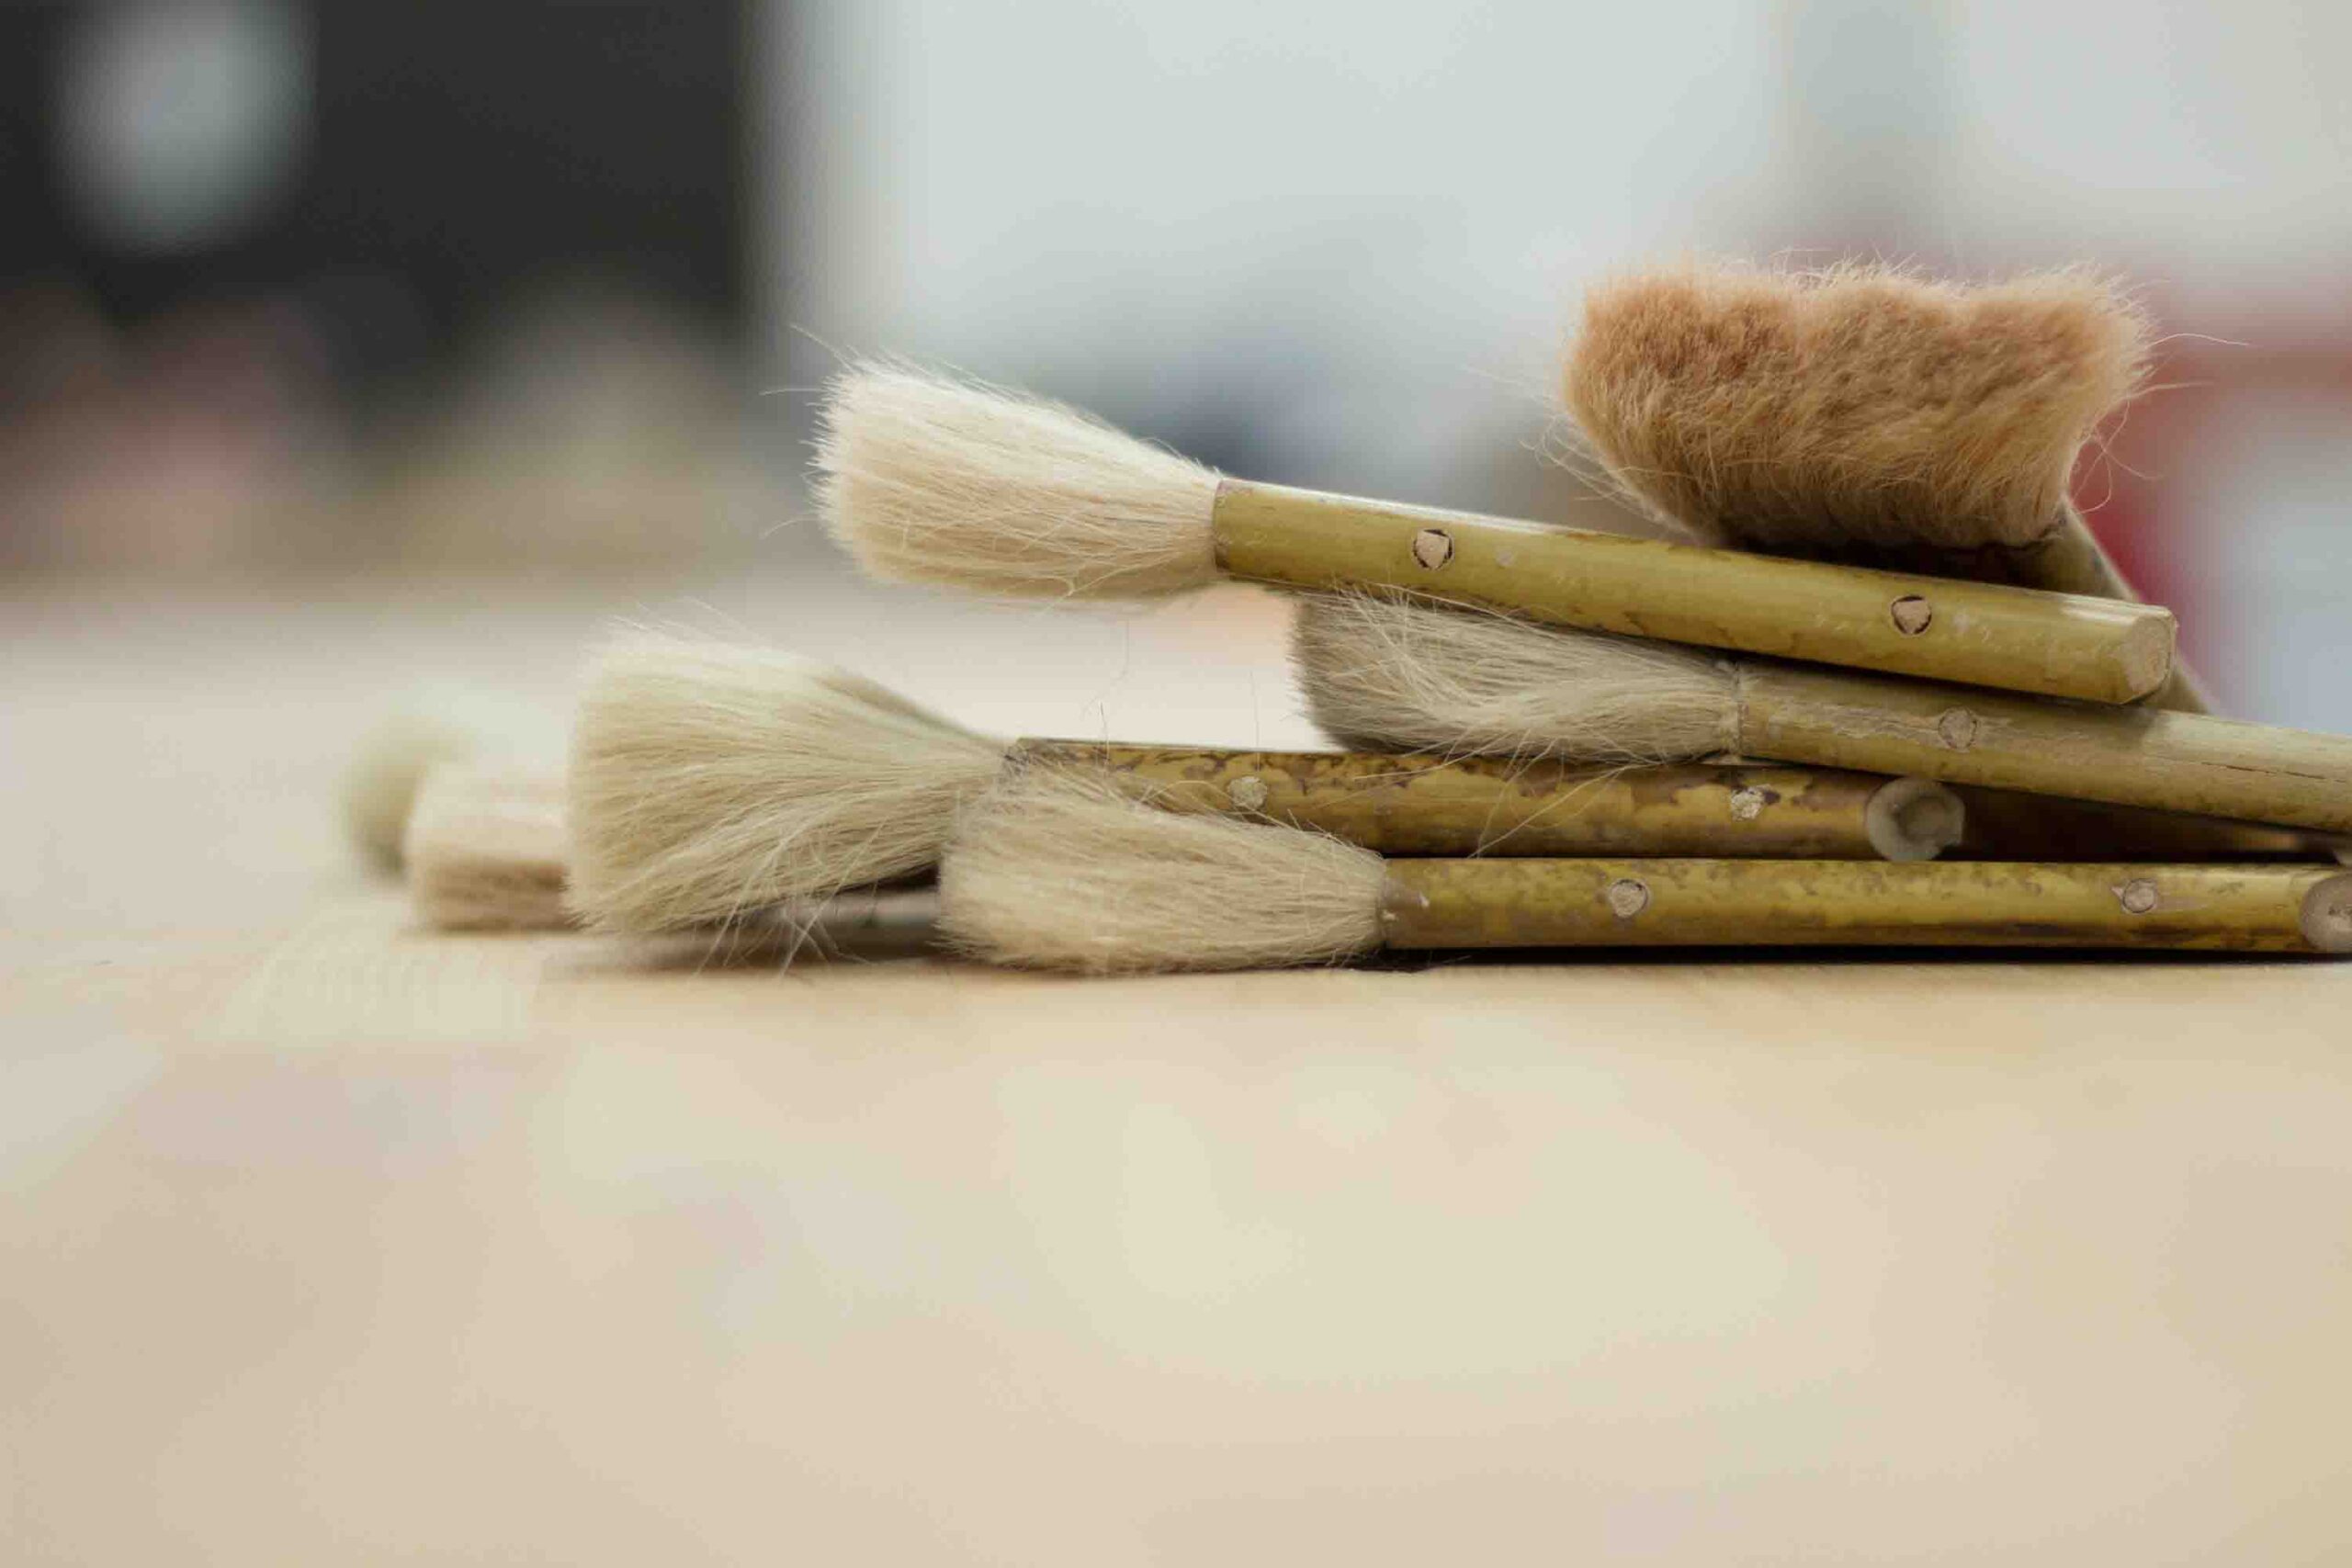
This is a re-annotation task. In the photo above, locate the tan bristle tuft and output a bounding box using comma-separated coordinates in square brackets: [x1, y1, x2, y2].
[940, 769, 1387, 974]
[1564, 261, 2151, 550]
[1291, 591, 1737, 762]
[566, 632, 1008, 932]
[405, 763, 572, 931]
[814, 361, 1222, 598]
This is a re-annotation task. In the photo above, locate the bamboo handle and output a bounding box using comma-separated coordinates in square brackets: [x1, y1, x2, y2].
[1011, 742, 1962, 861]
[1210, 479, 2177, 705]
[1378, 859, 2352, 953]
[1735, 665, 2352, 834]
[2016, 504, 2216, 714]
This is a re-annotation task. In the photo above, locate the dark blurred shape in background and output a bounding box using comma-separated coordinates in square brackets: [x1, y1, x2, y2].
[1, 0, 755, 570]
[2, 0, 2349, 726]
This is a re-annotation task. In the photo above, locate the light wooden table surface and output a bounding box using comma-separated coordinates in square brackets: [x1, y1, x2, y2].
[6, 567, 2350, 1563]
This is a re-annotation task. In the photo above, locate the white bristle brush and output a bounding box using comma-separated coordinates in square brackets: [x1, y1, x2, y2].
[402, 759, 947, 952]
[813, 362, 2175, 705]
[1563, 261, 2211, 712]
[339, 687, 559, 869]
[939, 771, 2352, 974]
[342, 705, 497, 869]
[564, 632, 1967, 933]
[403, 762, 573, 930]
[1292, 592, 2352, 837]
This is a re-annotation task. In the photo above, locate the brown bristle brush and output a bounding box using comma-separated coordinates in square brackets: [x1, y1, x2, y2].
[813, 362, 2176, 704]
[1562, 261, 2211, 711]
[938, 771, 2352, 974]
[1291, 592, 2352, 840]
[564, 632, 1967, 934]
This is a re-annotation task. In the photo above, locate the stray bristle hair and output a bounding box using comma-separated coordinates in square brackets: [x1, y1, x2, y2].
[940, 770, 1387, 974]
[405, 763, 572, 931]
[566, 632, 1007, 932]
[1564, 261, 2151, 550]
[814, 360, 1222, 598]
[1291, 591, 1736, 762]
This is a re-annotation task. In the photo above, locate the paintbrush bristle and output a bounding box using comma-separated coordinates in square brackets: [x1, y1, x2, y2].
[814, 361, 1223, 597]
[405, 763, 572, 931]
[1563, 261, 2150, 550]
[566, 632, 1006, 932]
[1291, 591, 1736, 761]
[940, 769, 1386, 974]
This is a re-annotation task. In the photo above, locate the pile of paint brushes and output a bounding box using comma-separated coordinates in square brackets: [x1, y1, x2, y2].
[379, 262, 2352, 971]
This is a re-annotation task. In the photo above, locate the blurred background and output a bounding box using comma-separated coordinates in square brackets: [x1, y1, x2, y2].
[4, 0, 2348, 730]
[13, 9, 2352, 1562]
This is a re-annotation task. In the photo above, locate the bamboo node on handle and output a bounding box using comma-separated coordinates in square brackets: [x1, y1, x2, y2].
[1728, 786, 1768, 821]
[1411, 528, 1454, 570]
[2113, 877, 2161, 915]
[1605, 877, 1652, 919]
[1937, 708, 1979, 750]
[1890, 595, 1934, 636]
[1227, 775, 1270, 811]
[1864, 776, 1968, 862]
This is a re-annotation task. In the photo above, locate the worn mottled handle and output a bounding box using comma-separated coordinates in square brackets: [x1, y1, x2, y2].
[1209, 479, 2177, 705]
[1010, 743, 1962, 861]
[1379, 859, 2352, 953]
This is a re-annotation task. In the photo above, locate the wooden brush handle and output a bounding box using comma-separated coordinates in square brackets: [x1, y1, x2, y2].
[1210, 479, 2176, 705]
[1012, 742, 1962, 861]
[1379, 859, 2352, 953]
[2018, 504, 2216, 714]
[1733, 665, 2352, 835]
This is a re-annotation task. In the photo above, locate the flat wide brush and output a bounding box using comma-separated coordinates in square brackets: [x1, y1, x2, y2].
[940, 773, 2352, 973]
[566, 633, 1963, 933]
[815, 363, 2175, 704]
[1564, 262, 2211, 711]
[1294, 593, 2352, 836]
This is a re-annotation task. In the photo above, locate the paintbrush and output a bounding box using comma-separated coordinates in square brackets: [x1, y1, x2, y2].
[403, 762, 572, 930]
[402, 759, 948, 957]
[342, 705, 498, 869]
[1291, 592, 2352, 836]
[813, 363, 2175, 704]
[1562, 260, 2212, 711]
[565, 632, 1964, 933]
[938, 771, 2352, 973]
